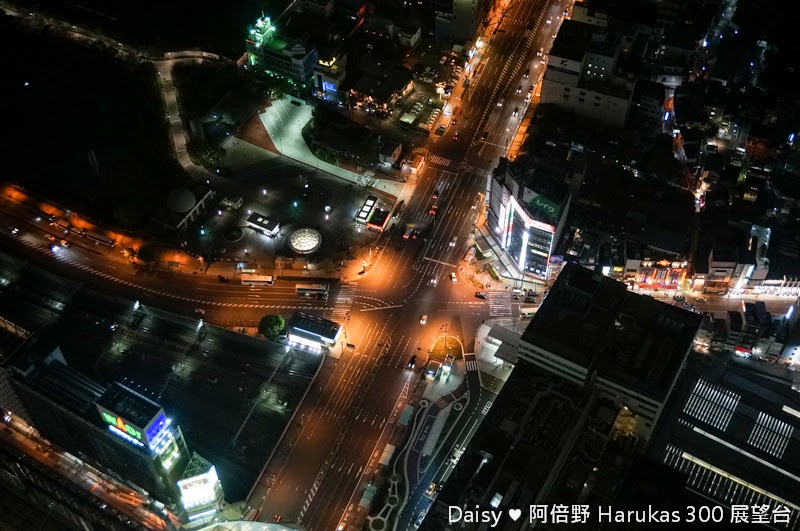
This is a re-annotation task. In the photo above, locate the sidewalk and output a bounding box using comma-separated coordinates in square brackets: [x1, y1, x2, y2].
[473, 319, 521, 382]
[259, 98, 407, 198]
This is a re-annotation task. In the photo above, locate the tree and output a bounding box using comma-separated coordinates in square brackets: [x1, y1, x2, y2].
[258, 314, 286, 340]
[187, 138, 226, 170]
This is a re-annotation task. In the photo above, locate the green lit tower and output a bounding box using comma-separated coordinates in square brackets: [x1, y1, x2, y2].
[246, 16, 319, 86]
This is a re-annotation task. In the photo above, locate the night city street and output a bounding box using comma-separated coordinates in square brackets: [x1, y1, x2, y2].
[2, 0, 800, 530]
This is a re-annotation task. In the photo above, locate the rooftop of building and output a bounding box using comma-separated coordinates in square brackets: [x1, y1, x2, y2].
[288, 311, 340, 341]
[573, 0, 659, 28]
[281, 10, 335, 48]
[521, 263, 702, 401]
[348, 56, 412, 103]
[631, 78, 665, 103]
[498, 155, 572, 206]
[14, 346, 106, 417]
[247, 212, 280, 231]
[550, 19, 595, 62]
[650, 360, 800, 510]
[422, 360, 596, 529]
[97, 382, 163, 429]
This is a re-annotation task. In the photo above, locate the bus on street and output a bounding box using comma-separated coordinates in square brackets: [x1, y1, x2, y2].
[295, 283, 328, 298]
[241, 274, 274, 286]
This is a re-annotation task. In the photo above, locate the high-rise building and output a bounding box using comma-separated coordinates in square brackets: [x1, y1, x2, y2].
[12, 347, 190, 506]
[487, 156, 573, 280]
[518, 263, 702, 439]
[1, 410, 179, 531]
[435, 0, 493, 44]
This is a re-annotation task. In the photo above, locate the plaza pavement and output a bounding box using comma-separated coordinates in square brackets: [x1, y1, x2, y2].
[259, 98, 407, 198]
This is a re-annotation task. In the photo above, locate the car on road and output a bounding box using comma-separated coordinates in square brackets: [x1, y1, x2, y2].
[425, 482, 436, 496]
[497, 98, 504, 107]
[546, 17, 552, 24]
[218, 275, 231, 283]
[403, 227, 414, 239]
[60, 239, 70, 248]
[523, 69, 530, 78]
[415, 510, 427, 528]
[475, 292, 488, 299]
[432, 190, 440, 200]
[537, 47, 543, 56]
[429, 205, 439, 216]
[530, 291, 542, 296]
[673, 295, 685, 301]
[452, 131, 461, 141]
[524, 297, 538, 304]
[45, 234, 56, 242]
[410, 229, 420, 239]
[513, 107, 519, 117]
[9, 227, 18, 235]
[516, 85, 522, 94]
[449, 236, 457, 247]
[450, 272, 457, 283]
[194, 308, 206, 315]
[420, 314, 427, 325]
[50, 244, 59, 253]
[697, 296, 707, 302]
[442, 355, 454, 374]
[408, 355, 417, 368]
[436, 481, 445, 493]
[481, 131, 489, 140]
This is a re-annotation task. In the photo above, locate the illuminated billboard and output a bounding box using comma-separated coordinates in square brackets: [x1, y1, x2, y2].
[98, 408, 145, 444]
[179, 466, 223, 519]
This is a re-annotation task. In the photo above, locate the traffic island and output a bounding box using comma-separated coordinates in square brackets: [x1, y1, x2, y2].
[429, 335, 463, 360]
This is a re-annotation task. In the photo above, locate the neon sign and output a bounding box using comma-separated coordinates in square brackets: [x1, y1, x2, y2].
[100, 411, 142, 441]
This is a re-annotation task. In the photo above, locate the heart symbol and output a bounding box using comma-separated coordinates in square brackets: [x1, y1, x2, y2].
[508, 509, 522, 521]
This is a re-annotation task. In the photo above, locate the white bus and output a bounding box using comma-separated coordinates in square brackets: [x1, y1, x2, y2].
[520, 306, 536, 317]
[241, 274, 274, 286]
[295, 283, 329, 297]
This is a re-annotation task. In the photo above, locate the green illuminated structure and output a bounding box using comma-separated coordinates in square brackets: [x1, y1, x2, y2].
[246, 16, 319, 85]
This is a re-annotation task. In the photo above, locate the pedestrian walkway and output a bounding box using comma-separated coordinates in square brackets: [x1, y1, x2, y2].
[428, 155, 459, 168]
[464, 165, 493, 179]
[331, 282, 358, 320]
[488, 290, 513, 317]
[259, 99, 406, 198]
[464, 356, 479, 372]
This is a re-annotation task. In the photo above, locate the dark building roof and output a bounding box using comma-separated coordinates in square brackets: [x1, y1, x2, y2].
[16, 352, 106, 417]
[631, 78, 665, 104]
[96, 382, 162, 429]
[288, 311, 340, 341]
[550, 19, 594, 62]
[247, 212, 280, 232]
[650, 364, 800, 513]
[522, 263, 702, 401]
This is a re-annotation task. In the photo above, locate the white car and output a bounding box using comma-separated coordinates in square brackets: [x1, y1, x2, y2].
[194, 308, 206, 315]
[696, 296, 707, 302]
[449, 236, 457, 247]
[450, 272, 457, 283]
[420, 314, 428, 325]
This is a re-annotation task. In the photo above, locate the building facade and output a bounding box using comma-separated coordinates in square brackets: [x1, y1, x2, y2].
[540, 20, 634, 127]
[487, 159, 571, 279]
[518, 264, 701, 439]
[435, 0, 493, 44]
[12, 350, 190, 506]
[247, 17, 319, 85]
